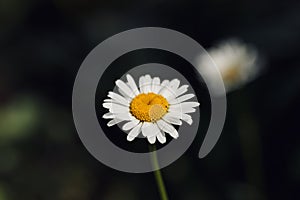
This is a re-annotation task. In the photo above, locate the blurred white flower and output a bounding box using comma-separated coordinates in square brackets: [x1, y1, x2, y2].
[197, 39, 261, 92]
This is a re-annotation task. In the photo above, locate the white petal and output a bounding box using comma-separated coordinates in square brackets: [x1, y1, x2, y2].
[162, 113, 182, 125]
[169, 94, 195, 104]
[113, 113, 134, 121]
[122, 119, 140, 131]
[152, 77, 161, 93]
[139, 76, 145, 93]
[126, 74, 140, 95]
[157, 131, 166, 144]
[103, 103, 129, 113]
[103, 97, 129, 106]
[159, 86, 176, 100]
[110, 104, 129, 113]
[104, 99, 125, 104]
[181, 114, 193, 125]
[169, 106, 195, 114]
[157, 120, 179, 139]
[143, 75, 152, 93]
[168, 104, 183, 113]
[157, 80, 169, 93]
[147, 136, 156, 144]
[169, 79, 180, 91]
[116, 80, 135, 98]
[175, 85, 189, 97]
[108, 92, 129, 106]
[142, 122, 160, 137]
[181, 102, 200, 108]
[182, 102, 199, 114]
[107, 118, 123, 127]
[169, 103, 198, 114]
[118, 88, 132, 100]
[160, 80, 169, 87]
[168, 112, 193, 125]
[102, 102, 111, 109]
[141, 122, 151, 137]
[127, 123, 142, 141]
[102, 112, 114, 119]
[165, 111, 182, 119]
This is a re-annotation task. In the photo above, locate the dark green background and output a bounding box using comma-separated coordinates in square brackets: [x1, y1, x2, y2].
[0, 0, 299, 199]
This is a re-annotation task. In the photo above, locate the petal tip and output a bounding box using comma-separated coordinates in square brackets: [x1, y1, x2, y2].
[127, 136, 135, 141]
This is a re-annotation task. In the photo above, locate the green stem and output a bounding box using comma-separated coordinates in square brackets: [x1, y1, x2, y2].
[234, 91, 266, 198]
[149, 145, 169, 200]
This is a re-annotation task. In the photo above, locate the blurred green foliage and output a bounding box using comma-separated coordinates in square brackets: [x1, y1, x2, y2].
[0, 97, 39, 144]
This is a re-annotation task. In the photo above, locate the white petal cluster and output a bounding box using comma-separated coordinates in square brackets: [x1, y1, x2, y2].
[103, 74, 200, 144]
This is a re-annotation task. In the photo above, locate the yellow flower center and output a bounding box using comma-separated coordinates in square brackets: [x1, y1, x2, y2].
[222, 66, 240, 83]
[130, 92, 169, 122]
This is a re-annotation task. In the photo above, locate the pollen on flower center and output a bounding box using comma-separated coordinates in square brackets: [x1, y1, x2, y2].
[130, 92, 169, 122]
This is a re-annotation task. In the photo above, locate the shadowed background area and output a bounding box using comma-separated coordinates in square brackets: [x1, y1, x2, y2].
[0, 0, 300, 199]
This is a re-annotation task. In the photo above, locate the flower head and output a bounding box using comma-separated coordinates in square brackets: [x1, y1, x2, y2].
[197, 39, 261, 92]
[102, 74, 200, 144]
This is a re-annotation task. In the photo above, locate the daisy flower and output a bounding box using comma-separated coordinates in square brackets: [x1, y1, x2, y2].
[102, 74, 200, 144]
[197, 39, 261, 92]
